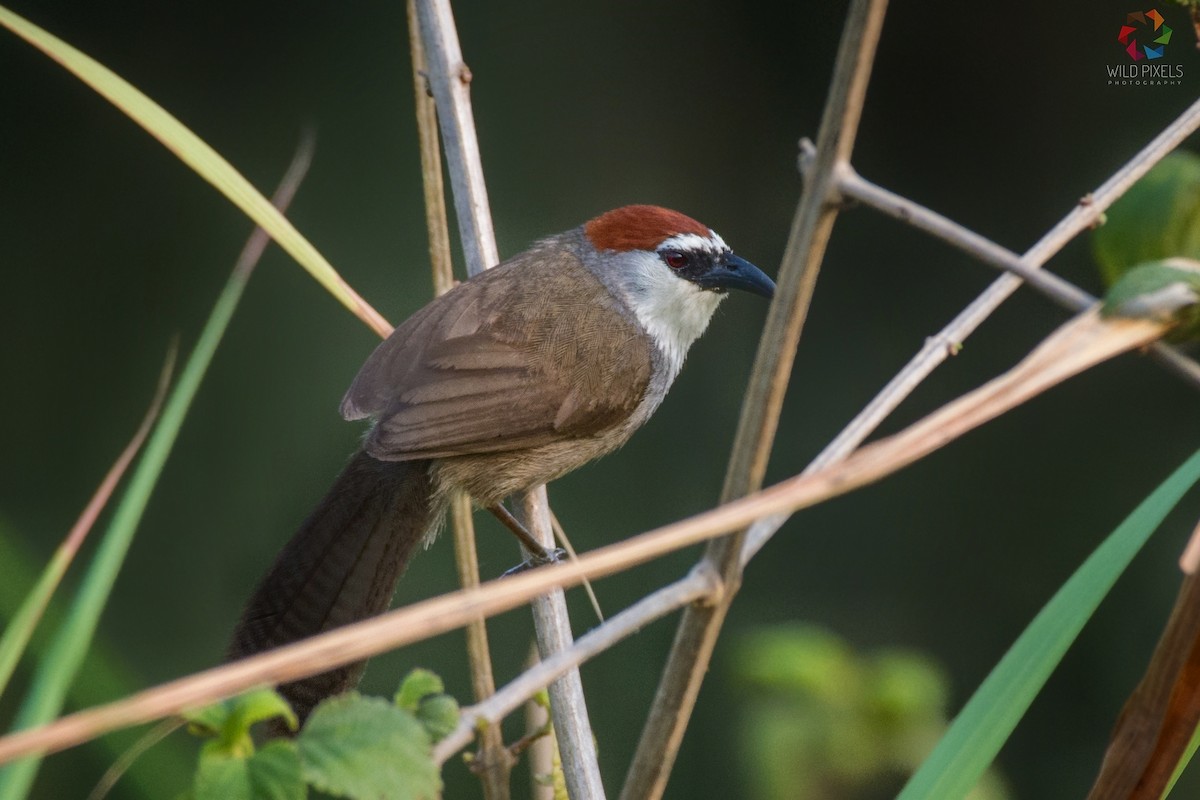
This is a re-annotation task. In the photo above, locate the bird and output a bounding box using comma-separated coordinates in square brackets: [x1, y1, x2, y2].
[227, 204, 775, 723]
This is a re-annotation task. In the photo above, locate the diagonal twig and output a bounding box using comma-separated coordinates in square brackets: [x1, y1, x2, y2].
[832, 136, 1200, 391]
[621, 2, 891, 797]
[0, 299, 1174, 770]
[816, 96, 1200, 471]
[741, 93, 1200, 565]
[432, 564, 720, 765]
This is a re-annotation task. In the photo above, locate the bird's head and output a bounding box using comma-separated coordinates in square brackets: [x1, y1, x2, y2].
[581, 205, 775, 369]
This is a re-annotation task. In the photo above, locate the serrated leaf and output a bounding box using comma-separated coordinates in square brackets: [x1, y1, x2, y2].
[1094, 151, 1200, 286]
[195, 739, 305, 800]
[394, 669, 445, 712]
[185, 689, 298, 753]
[297, 693, 439, 800]
[415, 695, 460, 743]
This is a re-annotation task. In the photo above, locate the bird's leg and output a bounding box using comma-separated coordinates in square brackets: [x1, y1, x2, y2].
[487, 503, 567, 574]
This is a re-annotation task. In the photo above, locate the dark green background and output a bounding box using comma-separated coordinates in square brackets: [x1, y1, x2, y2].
[2, 1, 1200, 797]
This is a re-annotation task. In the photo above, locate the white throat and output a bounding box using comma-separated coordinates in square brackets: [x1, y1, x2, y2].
[618, 250, 725, 381]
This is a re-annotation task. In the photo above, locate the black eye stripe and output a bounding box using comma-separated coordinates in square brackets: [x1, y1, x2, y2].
[661, 250, 689, 269]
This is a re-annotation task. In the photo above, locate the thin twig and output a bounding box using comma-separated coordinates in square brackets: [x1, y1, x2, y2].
[740, 93, 1200, 565]
[551, 511, 605, 624]
[819, 96, 1200, 467]
[413, 1, 603, 796]
[835, 159, 1200, 391]
[406, 1, 511, 795]
[0, 302, 1169, 768]
[84, 719, 181, 800]
[433, 565, 718, 765]
[621, 2, 891, 797]
[834, 157, 1094, 310]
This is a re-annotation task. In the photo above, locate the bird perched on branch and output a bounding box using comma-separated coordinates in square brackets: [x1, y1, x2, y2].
[228, 204, 775, 722]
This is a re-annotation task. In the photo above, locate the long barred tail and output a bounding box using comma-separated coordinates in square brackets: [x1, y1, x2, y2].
[227, 449, 435, 723]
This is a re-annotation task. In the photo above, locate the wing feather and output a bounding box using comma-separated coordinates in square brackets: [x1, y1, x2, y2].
[340, 246, 653, 461]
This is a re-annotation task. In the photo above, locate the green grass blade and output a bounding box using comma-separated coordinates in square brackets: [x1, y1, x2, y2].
[0, 355, 171, 701]
[0, 134, 313, 800]
[1164, 721, 1200, 798]
[0, 4, 391, 338]
[0, 267, 253, 800]
[899, 448, 1200, 800]
[0, 525, 192, 798]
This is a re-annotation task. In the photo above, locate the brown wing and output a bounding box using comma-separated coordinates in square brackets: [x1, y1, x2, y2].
[340, 248, 653, 461]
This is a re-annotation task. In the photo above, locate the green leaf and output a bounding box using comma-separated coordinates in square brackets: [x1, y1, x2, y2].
[1101, 258, 1200, 340]
[395, 669, 458, 743]
[185, 689, 298, 754]
[195, 739, 305, 800]
[297, 693, 439, 800]
[899, 448, 1200, 800]
[1093, 151, 1200, 286]
[394, 669, 445, 713]
[414, 695, 460, 744]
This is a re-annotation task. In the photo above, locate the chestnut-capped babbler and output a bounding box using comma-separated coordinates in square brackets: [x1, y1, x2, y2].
[228, 205, 775, 721]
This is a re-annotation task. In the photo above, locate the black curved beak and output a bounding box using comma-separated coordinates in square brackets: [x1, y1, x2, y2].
[696, 253, 776, 299]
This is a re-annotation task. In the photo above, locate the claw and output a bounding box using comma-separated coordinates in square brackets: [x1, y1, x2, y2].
[502, 548, 568, 577]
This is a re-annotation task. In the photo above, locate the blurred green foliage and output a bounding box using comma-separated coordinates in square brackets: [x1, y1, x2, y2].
[1093, 151, 1200, 286]
[1102, 259, 1200, 340]
[732, 624, 1009, 800]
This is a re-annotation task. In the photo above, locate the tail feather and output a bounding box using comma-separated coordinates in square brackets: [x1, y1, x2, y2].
[227, 449, 435, 723]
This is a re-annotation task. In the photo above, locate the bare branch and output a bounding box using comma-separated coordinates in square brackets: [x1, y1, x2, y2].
[413, 0, 497, 276]
[835, 153, 1200, 391]
[413, 1, 602, 795]
[740, 94, 1200, 565]
[622, 2, 891, 797]
[518, 491, 607, 799]
[406, 2, 511, 794]
[0, 304, 1172, 768]
[434, 565, 719, 765]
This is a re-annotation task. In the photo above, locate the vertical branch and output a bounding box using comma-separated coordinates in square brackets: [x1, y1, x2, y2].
[405, 3, 512, 797]
[413, 1, 605, 796]
[407, 0, 454, 293]
[620, 2, 890, 798]
[413, 0, 497, 276]
[518, 491, 607, 800]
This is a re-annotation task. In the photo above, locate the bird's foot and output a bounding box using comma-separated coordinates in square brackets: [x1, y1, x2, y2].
[502, 547, 568, 577]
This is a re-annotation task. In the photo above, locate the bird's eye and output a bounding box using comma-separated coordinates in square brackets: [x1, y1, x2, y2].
[661, 250, 688, 270]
